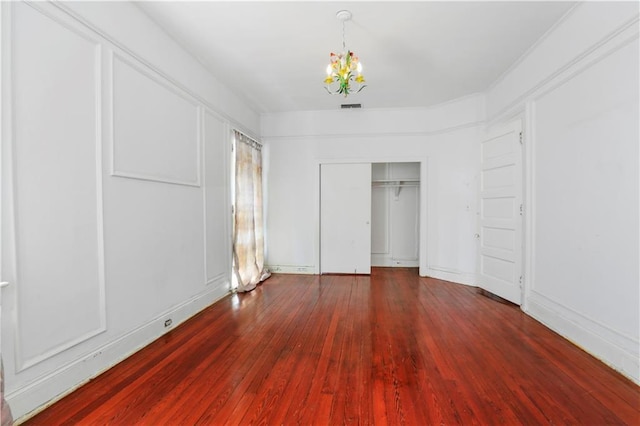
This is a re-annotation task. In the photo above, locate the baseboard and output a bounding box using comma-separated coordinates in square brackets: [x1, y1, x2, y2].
[266, 265, 316, 274]
[371, 256, 419, 268]
[526, 291, 639, 384]
[425, 267, 476, 287]
[10, 282, 231, 422]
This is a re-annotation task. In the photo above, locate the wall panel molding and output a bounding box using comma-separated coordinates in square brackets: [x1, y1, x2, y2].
[203, 108, 231, 285]
[488, 12, 639, 124]
[10, 1, 107, 372]
[6, 282, 229, 420]
[22, 1, 101, 47]
[3, 1, 242, 420]
[486, 4, 579, 93]
[521, 26, 639, 383]
[110, 52, 201, 187]
[47, 1, 259, 142]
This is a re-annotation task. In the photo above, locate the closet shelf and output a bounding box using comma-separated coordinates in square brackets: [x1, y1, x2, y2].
[371, 179, 419, 187]
[372, 179, 420, 197]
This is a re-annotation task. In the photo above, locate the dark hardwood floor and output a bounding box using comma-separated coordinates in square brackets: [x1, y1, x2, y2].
[24, 268, 639, 425]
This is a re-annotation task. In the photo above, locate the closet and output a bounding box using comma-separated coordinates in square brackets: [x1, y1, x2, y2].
[320, 162, 420, 274]
[371, 163, 420, 267]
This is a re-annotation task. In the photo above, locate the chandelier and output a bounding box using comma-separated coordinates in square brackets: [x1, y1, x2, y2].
[324, 10, 366, 97]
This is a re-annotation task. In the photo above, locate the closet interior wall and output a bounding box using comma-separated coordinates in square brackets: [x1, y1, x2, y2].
[371, 163, 420, 267]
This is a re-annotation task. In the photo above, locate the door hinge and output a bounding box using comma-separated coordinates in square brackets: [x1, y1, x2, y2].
[519, 275, 524, 286]
[519, 131, 523, 145]
[231, 205, 235, 215]
[519, 203, 523, 216]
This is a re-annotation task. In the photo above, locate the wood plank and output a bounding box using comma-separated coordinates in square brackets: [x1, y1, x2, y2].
[23, 268, 640, 425]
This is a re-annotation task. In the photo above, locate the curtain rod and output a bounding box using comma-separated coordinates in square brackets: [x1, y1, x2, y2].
[234, 129, 262, 150]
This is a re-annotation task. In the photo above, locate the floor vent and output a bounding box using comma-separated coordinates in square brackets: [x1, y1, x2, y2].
[341, 103, 362, 109]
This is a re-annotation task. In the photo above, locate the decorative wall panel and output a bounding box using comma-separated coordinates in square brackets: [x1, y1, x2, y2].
[203, 110, 229, 284]
[12, 2, 106, 369]
[111, 54, 200, 187]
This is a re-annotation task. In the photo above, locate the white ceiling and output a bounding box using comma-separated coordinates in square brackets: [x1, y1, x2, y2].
[137, 1, 576, 113]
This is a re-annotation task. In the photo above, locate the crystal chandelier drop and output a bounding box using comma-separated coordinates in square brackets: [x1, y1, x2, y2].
[324, 10, 366, 97]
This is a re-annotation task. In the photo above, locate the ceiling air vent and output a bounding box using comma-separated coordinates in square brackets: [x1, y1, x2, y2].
[341, 103, 362, 109]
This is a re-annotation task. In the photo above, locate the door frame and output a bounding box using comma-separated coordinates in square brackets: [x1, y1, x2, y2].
[315, 156, 429, 276]
[522, 103, 534, 313]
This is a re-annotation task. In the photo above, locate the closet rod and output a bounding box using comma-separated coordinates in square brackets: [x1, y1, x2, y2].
[371, 182, 420, 187]
[371, 178, 419, 183]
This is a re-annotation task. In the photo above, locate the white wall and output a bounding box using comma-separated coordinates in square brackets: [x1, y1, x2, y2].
[261, 95, 484, 284]
[486, 2, 639, 382]
[0, 1, 259, 419]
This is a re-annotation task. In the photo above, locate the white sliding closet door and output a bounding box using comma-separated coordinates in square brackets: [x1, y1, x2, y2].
[320, 163, 371, 274]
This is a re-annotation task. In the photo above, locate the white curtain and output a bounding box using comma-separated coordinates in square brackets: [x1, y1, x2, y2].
[233, 131, 270, 292]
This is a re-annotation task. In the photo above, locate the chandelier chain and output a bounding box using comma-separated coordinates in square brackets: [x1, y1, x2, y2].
[342, 20, 346, 50]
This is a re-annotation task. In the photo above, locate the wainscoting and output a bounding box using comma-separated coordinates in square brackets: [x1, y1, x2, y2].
[1, 1, 248, 419]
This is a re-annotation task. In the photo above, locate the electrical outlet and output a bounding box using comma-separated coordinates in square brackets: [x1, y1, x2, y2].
[164, 319, 172, 327]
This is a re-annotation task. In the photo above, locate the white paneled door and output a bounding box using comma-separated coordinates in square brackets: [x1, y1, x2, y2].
[320, 163, 372, 274]
[478, 120, 523, 304]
